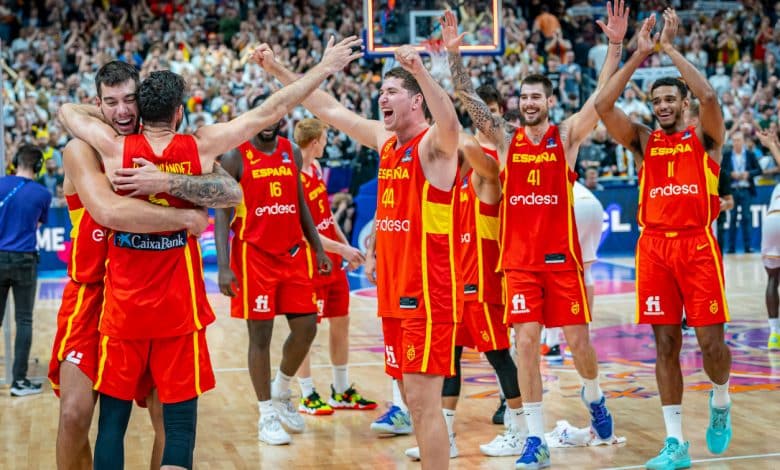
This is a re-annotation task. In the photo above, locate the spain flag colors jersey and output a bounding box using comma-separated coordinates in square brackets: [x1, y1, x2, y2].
[231, 137, 303, 255]
[374, 129, 462, 322]
[499, 125, 583, 271]
[100, 134, 215, 339]
[300, 163, 342, 279]
[459, 149, 503, 305]
[65, 193, 107, 284]
[638, 126, 721, 230]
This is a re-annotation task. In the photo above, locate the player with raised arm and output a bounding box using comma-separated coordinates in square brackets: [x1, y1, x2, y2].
[443, 3, 627, 467]
[594, 10, 732, 468]
[258, 40, 461, 469]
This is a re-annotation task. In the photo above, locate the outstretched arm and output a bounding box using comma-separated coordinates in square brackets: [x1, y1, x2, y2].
[595, 16, 657, 164]
[395, 45, 460, 159]
[63, 139, 207, 235]
[194, 36, 364, 160]
[461, 133, 501, 205]
[111, 158, 242, 207]
[442, 10, 507, 151]
[260, 41, 387, 150]
[563, 0, 629, 152]
[659, 8, 725, 157]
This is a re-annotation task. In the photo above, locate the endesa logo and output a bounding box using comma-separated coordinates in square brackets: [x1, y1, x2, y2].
[375, 217, 411, 232]
[508, 193, 559, 206]
[649, 183, 699, 198]
[255, 203, 297, 217]
[316, 215, 335, 232]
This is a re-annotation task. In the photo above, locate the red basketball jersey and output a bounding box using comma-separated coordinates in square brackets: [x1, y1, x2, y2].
[639, 126, 721, 230]
[374, 129, 462, 322]
[231, 137, 303, 255]
[65, 193, 107, 284]
[100, 134, 215, 339]
[499, 125, 583, 271]
[300, 163, 342, 277]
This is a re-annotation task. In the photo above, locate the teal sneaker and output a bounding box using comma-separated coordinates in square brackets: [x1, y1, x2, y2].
[645, 437, 691, 469]
[706, 391, 732, 454]
[514, 436, 551, 469]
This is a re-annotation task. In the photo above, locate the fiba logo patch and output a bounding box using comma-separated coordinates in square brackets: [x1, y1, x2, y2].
[511, 293, 529, 314]
[406, 343, 416, 361]
[571, 301, 580, 315]
[644, 296, 664, 316]
[316, 299, 325, 316]
[385, 346, 398, 367]
[65, 350, 84, 365]
[253, 295, 270, 313]
[709, 300, 719, 314]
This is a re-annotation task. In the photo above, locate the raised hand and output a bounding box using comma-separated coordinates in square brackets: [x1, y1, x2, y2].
[439, 10, 465, 52]
[757, 129, 780, 148]
[250, 43, 275, 70]
[395, 45, 425, 75]
[595, 0, 629, 45]
[636, 15, 659, 57]
[660, 8, 679, 50]
[319, 35, 363, 75]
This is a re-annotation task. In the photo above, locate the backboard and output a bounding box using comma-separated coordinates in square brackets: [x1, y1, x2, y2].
[363, 0, 503, 57]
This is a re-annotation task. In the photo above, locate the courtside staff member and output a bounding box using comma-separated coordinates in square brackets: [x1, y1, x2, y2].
[0, 145, 52, 396]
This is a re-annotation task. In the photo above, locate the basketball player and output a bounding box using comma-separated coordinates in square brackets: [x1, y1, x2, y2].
[291, 118, 376, 416]
[57, 39, 361, 468]
[443, 2, 627, 466]
[594, 10, 732, 467]
[757, 129, 780, 350]
[49, 60, 241, 470]
[258, 43, 462, 469]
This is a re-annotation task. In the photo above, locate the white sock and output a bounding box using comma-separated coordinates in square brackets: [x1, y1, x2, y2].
[545, 328, 560, 348]
[271, 370, 292, 399]
[259, 400, 275, 418]
[507, 407, 527, 433]
[769, 318, 780, 334]
[332, 365, 349, 394]
[298, 376, 314, 398]
[392, 379, 408, 411]
[662, 405, 684, 442]
[524, 402, 544, 438]
[711, 380, 731, 408]
[582, 377, 604, 404]
[442, 408, 456, 436]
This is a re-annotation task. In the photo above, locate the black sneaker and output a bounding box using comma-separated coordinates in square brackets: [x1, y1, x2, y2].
[10, 378, 42, 397]
[492, 397, 506, 425]
[543, 345, 562, 363]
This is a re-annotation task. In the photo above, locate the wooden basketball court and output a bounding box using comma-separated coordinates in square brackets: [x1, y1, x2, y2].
[1, 254, 778, 469]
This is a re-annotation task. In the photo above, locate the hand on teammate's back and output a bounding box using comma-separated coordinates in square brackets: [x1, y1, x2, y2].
[111, 157, 168, 196]
[185, 208, 210, 237]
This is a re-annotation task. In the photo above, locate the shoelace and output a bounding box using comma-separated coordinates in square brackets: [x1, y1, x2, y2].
[711, 407, 729, 429]
[591, 402, 609, 425]
[659, 441, 679, 456]
[519, 438, 540, 461]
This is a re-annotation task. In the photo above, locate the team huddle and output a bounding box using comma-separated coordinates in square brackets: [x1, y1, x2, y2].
[47, 3, 734, 470]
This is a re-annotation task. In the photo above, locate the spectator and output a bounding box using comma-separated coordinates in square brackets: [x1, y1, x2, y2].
[709, 62, 731, 97]
[532, 5, 561, 39]
[37, 157, 62, 196]
[583, 168, 604, 192]
[616, 83, 653, 126]
[0, 145, 51, 397]
[722, 130, 763, 253]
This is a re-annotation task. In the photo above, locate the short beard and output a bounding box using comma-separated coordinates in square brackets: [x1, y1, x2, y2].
[522, 108, 548, 127]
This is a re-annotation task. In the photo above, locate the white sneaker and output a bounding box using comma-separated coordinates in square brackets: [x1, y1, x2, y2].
[480, 427, 527, 456]
[405, 434, 458, 460]
[273, 390, 305, 433]
[258, 414, 291, 445]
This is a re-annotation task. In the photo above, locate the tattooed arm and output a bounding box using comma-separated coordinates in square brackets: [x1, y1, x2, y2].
[111, 159, 243, 208]
[441, 11, 509, 158]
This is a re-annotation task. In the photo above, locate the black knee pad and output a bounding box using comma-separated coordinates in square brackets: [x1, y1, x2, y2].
[485, 348, 520, 399]
[442, 346, 463, 397]
[162, 398, 198, 470]
[94, 394, 133, 470]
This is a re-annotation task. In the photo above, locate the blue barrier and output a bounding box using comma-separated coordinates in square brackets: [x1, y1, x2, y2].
[36, 185, 775, 272]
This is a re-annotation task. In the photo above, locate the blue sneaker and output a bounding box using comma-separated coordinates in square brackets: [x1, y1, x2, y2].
[581, 388, 614, 439]
[706, 391, 732, 454]
[645, 437, 691, 469]
[514, 436, 550, 469]
[370, 405, 413, 435]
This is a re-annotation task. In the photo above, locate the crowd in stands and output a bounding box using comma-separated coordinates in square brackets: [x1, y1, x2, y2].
[3, 0, 780, 202]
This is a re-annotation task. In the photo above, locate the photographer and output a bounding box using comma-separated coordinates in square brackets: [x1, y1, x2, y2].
[0, 145, 51, 396]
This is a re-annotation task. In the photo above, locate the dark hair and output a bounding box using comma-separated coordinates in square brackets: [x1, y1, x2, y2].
[14, 145, 44, 172]
[95, 61, 139, 98]
[384, 67, 430, 119]
[503, 109, 521, 123]
[476, 84, 503, 109]
[650, 77, 688, 99]
[250, 94, 269, 109]
[520, 74, 553, 97]
[138, 70, 186, 125]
